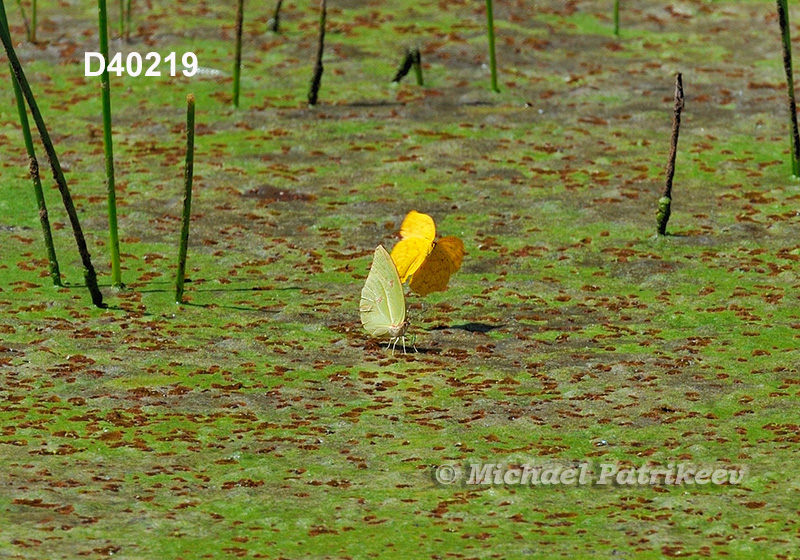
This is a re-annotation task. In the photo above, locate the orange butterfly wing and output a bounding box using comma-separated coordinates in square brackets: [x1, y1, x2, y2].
[409, 236, 465, 296]
[390, 211, 436, 282]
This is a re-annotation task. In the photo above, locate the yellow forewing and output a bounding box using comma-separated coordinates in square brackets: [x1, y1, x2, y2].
[390, 210, 436, 282]
[399, 210, 436, 243]
[391, 238, 431, 282]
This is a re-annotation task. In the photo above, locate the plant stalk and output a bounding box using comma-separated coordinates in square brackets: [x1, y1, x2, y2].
[13, 0, 30, 41]
[657, 73, 684, 236]
[125, 0, 132, 40]
[0, 0, 105, 307]
[485, 0, 499, 92]
[777, 0, 800, 177]
[3, 5, 60, 285]
[268, 0, 283, 32]
[98, 0, 123, 287]
[176, 94, 196, 304]
[614, 0, 620, 36]
[392, 47, 414, 84]
[307, 0, 326, 105]
[233, 0, 244, 107]
[412, 47, 423, 86]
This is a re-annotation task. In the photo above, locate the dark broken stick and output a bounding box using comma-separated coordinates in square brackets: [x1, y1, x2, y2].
[392, 48, 414, 83]
[392, 47, 423, 86]
[267, 0, 283, 32]
[657, 72, 684, 236]
[307, 0, 326, 106]
[776, 0, 800, 176]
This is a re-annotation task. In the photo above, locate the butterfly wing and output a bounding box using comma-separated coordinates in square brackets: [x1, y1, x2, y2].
[391, 237, 430, 282]
[399, 210, 436, 243]
[360, 245, 407, 337]
[391, 211, 436, 282]
[409, 236, 465, 296]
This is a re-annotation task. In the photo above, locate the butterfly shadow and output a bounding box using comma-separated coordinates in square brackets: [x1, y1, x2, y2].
[406, 345, 439, 355]
[429, 322, 502, 334]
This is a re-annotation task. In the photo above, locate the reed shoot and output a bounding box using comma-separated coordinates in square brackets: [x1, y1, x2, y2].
[176, 94, 196, 304]
[485, 0, 499, 92]
[233, 0, 244, 107]
[98, 0, 123, 287]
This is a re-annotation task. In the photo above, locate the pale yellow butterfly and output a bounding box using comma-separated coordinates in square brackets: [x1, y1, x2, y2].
[360, 245, 410, 353]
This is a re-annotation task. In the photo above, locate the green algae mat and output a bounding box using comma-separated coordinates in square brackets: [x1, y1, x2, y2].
[1, 0, 800, 558]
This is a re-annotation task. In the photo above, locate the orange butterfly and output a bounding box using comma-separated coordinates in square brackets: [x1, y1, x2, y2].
[390, 211, 464, 296]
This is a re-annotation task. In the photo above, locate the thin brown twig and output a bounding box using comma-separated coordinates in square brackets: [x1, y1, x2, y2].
[657, 73, 684, 236]
[663, 73, 684, 201]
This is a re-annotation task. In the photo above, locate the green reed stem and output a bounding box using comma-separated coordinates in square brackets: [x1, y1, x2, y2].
[125, 0, 132, 40]
[13, 0, 29, 41]
[233, 0, 244, 107]
[98, 0, 123, 287]
[412, 47, 423, 86]
[176, 94, 196, 304]
[118, 0, 124, 37]
[0, 0, 104, 307]
[614, 0, 620, 36]
[485, 0, 499, 92]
